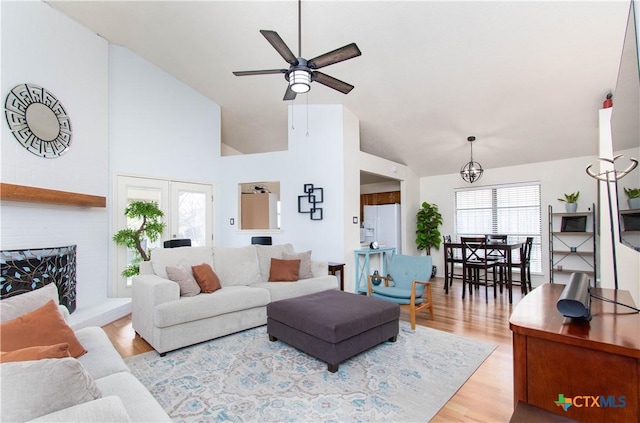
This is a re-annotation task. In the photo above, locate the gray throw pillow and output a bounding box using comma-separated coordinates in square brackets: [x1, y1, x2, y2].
[283, 250, 313, 279]
[1, 357, 102, 422]
[165, 265, 201, 297]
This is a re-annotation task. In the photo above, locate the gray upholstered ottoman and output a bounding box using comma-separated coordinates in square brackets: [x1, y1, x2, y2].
[267, 290, 400, 372]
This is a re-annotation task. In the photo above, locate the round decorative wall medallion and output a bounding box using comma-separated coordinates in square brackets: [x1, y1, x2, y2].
[4, 83, 72, 158]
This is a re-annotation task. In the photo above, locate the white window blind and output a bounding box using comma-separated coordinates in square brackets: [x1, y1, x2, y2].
[455, 182, 542, 273]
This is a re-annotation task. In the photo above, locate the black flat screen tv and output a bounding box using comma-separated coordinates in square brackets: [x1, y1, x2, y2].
[561, 216, 587, 232]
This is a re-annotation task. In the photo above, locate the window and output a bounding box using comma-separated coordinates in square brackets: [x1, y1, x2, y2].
[455, 182, 542, 273]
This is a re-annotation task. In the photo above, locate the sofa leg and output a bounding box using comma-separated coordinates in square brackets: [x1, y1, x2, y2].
[159, 352, 167, 357]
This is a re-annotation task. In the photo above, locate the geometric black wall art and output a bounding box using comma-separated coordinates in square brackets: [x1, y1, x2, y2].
[298, 183, 323, 220]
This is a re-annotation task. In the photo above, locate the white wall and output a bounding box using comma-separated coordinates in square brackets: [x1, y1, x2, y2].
[361, 181, 401, 194]
[109, 45, 221, 181]
[421, 154, 600, 289]
[1, 1, 110, 309]
[360, 152, 421, 257]
[214, 105, 351, 265]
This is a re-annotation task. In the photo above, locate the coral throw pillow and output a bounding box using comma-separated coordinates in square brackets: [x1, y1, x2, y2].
[269, 258, 301, 282]
[283, 250, 313, 279]
[0, 343, 70, 363]
[0, 300, 87, 358]
[191, 263, 222, 293]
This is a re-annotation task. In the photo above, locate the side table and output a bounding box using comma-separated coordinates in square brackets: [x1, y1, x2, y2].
[354, 247, 396, 294]
[327, 262, 345, 291]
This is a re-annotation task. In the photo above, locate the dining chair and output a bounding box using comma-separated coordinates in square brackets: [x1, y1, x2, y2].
[497, 237, 533, 294]
[461, 236, 499, 303]
[367, 254, 433, 330]
[485, 234, 508, 293]
[442, 235, 463, 294]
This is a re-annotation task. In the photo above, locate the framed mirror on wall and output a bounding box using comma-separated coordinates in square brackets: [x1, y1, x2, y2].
[239, 181, 280, 230]
[611, 2, 640, 251]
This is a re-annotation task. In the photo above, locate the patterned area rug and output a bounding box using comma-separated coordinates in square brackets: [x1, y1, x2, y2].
[125, 322, 496, 422]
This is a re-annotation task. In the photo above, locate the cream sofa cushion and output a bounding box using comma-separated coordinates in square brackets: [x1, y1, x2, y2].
[212, 245, 261, 286]
[150, 246, 213, 279]
[1, 357, 102, 422]
[29, 396, 131, 422]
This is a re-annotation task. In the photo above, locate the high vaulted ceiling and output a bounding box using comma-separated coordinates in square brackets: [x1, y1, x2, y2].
[49, 0, 632, 177]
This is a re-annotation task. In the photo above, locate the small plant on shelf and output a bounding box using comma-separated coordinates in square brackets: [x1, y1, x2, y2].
[557, 191, 580, 203]
[558, 191, 579, 213]
[624, 187, 640, 209]
[113, 200, 166, 277]
[624, 187, 640, 199]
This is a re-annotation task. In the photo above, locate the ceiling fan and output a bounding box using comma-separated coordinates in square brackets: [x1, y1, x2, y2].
[233, 0, 361, 101]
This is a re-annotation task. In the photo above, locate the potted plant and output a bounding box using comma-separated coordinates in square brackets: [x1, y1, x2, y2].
[415, 202, 443, 278]
[624, 187, 640, 210]
[558, 191, 579, 213]
[113, 200, 166, 277]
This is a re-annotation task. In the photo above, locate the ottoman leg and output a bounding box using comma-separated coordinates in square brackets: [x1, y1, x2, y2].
[269, 335, 278, 342]
[389, 335, 397, 342]
[328, 363, 339, 373]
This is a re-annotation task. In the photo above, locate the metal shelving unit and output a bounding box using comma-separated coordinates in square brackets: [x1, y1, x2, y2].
[548, 204, 597, 284]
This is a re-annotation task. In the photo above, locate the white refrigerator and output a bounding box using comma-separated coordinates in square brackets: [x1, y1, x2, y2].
[363, 204, 402, 254]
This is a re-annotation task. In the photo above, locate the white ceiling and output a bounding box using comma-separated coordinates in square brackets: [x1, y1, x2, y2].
[48, 0, 632, 178]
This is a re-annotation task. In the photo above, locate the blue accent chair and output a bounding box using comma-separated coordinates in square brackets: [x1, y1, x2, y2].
[367, 254, 434, 330]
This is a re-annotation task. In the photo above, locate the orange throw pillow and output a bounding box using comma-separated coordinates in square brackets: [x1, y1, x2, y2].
[269, 258, 300, 282]
[191, 263, 222, 293]
[0, 300, 86, 358]
[0, 343, 70, 363]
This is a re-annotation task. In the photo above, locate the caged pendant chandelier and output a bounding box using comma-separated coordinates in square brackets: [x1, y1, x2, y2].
[460, 136, 484, 183]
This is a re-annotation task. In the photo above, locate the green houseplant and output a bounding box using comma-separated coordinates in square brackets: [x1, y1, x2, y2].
[624, 187, 640, 209]
[113, 201, 166, 277]
[415, 202, 443, 256]
[558, 191, 579, 213]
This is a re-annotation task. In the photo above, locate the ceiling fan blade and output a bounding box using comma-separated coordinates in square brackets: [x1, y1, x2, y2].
[232, 69, 287, 76]
[307, 43, 361, 69]
[260, 30, 298, 65]
[283, 86, 297, 101]
[313, 72, 354, 94]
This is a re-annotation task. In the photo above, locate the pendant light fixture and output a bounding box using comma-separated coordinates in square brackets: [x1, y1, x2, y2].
[460, 136, 484, 183]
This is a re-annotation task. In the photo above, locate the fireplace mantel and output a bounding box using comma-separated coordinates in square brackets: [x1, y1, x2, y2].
[0, 183, 106, 208]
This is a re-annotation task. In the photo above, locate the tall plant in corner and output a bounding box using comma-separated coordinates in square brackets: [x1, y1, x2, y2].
[415, 201, 443, 255]
[113, 201, 166, 277]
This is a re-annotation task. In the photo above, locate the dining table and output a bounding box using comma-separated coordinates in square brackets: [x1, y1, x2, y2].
[443, 240, 524, 303]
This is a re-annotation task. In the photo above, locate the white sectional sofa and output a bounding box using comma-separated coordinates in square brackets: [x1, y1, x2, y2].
[0, 284, 171, 422]
[132, 243, 339, 355]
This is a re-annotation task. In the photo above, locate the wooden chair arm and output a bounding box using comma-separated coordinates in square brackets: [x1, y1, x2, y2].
[367, 274, 392, 295]
[411, 280, 431, 302]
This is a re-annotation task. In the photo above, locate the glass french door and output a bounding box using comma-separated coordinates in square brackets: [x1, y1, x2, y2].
[114, 176, 214, 297]
[170, 181, 213, 247]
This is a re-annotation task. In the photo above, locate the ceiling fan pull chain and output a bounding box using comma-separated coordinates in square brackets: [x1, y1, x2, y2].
[306, 93, 310, 137]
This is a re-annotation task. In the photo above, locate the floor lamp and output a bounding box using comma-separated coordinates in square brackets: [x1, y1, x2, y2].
[586, 154, 638, 290]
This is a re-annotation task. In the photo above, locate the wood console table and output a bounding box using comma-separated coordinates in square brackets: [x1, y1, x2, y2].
[509, 283, 640, 422]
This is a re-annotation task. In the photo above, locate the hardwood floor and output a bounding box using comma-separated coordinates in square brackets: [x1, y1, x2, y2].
[102, 277, 524, 422]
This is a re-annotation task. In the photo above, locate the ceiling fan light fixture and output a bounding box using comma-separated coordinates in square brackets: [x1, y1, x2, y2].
[460, 136, 484, 183]
[289, 69, 311, 93]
